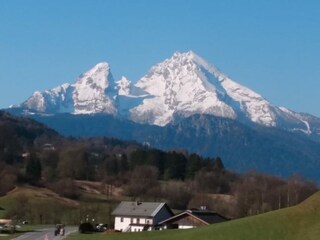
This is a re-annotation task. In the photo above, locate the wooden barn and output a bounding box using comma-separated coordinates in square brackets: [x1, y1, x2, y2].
[159, 209, 228, 229]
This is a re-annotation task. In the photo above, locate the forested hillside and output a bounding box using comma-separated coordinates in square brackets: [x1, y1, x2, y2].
[0, 111, 317, 222]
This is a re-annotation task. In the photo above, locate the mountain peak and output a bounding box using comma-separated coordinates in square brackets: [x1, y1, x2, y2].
[130, 51, 278, 126]
[90, 62, 110, 71]
[171, 50, 202, 63]
[116, 76, 131, 96]
[173, 50, 196, 58]
[76, 62, 110, 86]
[21, 61, 117, 115]
[170, 51, 223, 79]
[18, 52, 317, 133]
[72, 62, 116, 115]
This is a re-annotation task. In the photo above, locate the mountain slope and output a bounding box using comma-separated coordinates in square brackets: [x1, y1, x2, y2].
[8, 111, 319, 181]
[0, 111, 60, 164]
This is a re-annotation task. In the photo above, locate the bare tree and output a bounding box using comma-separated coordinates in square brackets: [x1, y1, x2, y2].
[125, 165, 159, 199]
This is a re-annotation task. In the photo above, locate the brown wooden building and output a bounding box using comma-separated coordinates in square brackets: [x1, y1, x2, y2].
[159, 209, 228, 229]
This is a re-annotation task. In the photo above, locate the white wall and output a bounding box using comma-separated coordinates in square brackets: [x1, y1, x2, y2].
[114, 216, 154, 232]
[114, 216, 131, 232]
[179, 225, 196, 229]
[131, 226, 144, 232]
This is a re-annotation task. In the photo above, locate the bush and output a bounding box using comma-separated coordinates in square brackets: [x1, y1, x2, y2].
[79, 222, 94, 233]
[50, 178, 80, 199]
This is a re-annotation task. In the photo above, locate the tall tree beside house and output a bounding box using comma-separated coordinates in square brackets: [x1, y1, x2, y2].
[25, 153, 42, 184]
[57, 145, 92, 180]
[50, 178, 80, 199]
[162, 181, 193, 209]
[125, 165, 159, 199]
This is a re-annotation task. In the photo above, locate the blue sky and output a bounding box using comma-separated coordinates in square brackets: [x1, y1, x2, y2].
[1, 0, 320, 116]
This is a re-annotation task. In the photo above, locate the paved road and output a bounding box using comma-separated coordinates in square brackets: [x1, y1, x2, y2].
[12, 226, 78, 240]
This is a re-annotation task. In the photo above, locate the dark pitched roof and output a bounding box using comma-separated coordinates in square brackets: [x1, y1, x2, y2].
[190, 210, 229, 224]
[159, 209, 228, 225]
[112, 201, 173, 217]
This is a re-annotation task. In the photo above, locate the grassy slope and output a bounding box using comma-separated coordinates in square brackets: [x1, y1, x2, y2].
[0, 186, 78, 211]
[0, 184, 119, 226]
[0, 185, 81, 227]
[68, 191, 320, 240]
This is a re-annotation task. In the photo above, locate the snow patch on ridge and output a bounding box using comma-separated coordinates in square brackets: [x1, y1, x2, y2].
[279, 107, 312, 134]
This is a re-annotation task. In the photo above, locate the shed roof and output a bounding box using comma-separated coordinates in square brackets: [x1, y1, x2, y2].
[159, 209, 228, 225]
[112, 201, 172, 217]
[190, 210, 229, 224]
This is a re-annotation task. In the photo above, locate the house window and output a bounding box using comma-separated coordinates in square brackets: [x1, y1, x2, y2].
[120, 217, 123, 222]
[130, 218, 133, 223]
[137, 218, 140, 224]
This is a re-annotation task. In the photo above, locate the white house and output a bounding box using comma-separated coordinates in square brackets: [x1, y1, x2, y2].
[112, 201, 173, 232]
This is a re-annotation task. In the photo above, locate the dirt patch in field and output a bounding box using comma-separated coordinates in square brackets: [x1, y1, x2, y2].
[75, 180, 123, 197]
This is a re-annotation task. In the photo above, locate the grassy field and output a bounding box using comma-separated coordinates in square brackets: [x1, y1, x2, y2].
[0, 186, 78, 224]
[66, 191, 320, 240]
[0, 184, 119, 225]
[2, 186, 320, 240]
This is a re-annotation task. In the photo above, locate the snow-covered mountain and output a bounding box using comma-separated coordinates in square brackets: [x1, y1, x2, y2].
[18, 51, 320, 137]
[127, 51, 319, 137]
[129, 51, 277, 126]
[22, 62, 118, 115]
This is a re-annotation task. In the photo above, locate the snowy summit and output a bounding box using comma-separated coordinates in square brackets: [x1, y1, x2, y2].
[130, 51, 276, 126]
[20, 51, 317, 134]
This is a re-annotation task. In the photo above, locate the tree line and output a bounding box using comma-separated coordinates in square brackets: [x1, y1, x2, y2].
[0, 111, 318, 221]
[1, 136, 317, 219]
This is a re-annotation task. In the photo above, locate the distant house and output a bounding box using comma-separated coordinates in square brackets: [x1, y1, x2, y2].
[112, 201, 174, 232]
[0, 219, 13, 233]
[43, 143, 55, 151]
[159, 209, 228, 229]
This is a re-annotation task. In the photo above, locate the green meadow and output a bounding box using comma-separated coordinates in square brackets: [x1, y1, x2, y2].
[67, 191, 320, 240]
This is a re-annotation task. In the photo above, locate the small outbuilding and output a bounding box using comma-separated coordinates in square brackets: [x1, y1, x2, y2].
[159, 209, 228, 229]
[112, 201, 174, 232]
[0, 219, 14, 233]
